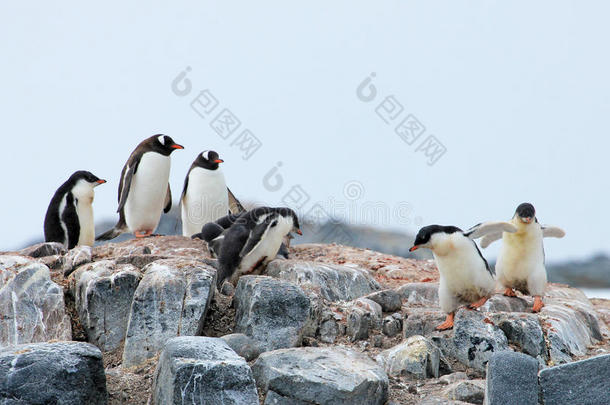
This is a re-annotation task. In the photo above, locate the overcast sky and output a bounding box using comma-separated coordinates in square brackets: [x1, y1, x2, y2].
[1, 1, 608, 262]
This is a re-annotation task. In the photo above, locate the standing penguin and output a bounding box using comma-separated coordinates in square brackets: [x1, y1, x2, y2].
[410, 222, 517, 330]
[96, 134, 184, 240]
[480, 203, 565, 312]
[44, 171, 106, 249]
[180, 150, 229, 237]
[216, 207, 302, 289]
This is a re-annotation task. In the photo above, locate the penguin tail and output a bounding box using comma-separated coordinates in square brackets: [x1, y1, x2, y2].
[95, 225, 126, 241]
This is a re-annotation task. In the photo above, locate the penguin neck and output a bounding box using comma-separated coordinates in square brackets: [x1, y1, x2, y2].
[510, 217, 535, 234]
[71, 180, 95, 204]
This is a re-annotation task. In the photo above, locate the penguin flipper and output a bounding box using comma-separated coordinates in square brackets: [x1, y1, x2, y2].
[117, 164, 135, 214]
[62, 192, 80, 249]
[464, 221, 517, 240]
[164, 184, 172, 213]
[239, 219, 275, 259]
[542, 225, 566, 238]
[228, 187, 246, 214]
[480, 232, 503, 248]
[217, 224, 250, 288]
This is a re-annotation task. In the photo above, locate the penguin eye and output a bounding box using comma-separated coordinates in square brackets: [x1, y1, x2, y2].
[158, 135, 166, 146]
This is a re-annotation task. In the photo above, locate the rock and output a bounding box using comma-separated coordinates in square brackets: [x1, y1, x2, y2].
[263, 390, 309, 404]
[419, 398, 472, 405]
[488, 313, 545, 358]
[0, 256, 71, 347]
[366, 289, 402, 312]
[62, 245, 92, 276]
[234, 276, 310, 352]
[221, 333, 263, 361]
[435, 310, 508, 372]
[375, 335, 441, 378]
[319, 311, 342, 343]
[480, 295, 530, 313]
[71, 260, 142, 352]
[152, 336, 258, 405]
[252, 347, 389, 405]
[484, 351, 539, 405]
[122, 259, 216, 367]
[383, 313, 402, 337]
[221, 280, 235, 296]
[18, 242, 66, 258]
[444, 380, 485, 404]
[352, 298, 383, 328]
[439, 372, 468, 385]
[265, 259, 380, 302]
[0, 341, 107, 404]
[397, 282, 439, 306]
[114, 254, 167, 268]
[403, 309, 447, 338]
[539, 353, 610, 405]
[347, 306, 370, 341]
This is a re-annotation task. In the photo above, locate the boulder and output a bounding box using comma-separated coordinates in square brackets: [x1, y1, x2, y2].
[221, 333, 263, 362]
[382, 313, 402, 337]
[252, 347, 389, 405]
[0, 341, 107, 404]
[17, 242, 66, 258]
[488, 313, 545, 358]
[0, 256, 71, 347]
[483, 351, 539, 405]
[539, 353, 610, 405]
[122, 259, 216, 367]
[62, 245, 92, 276]
[318, 310, 342, 343]
[403, 309, 447, 338]
[480, 295, 530, 313]
[234, 276, 310, 352]
[375, 335, 441, 378]
[71, 260, 142, 352]
[265, 260, 380, 302]
[152, 336, 258, 405]
[365, 289, 402, 312]
[444, 380, 485, 404]
[397, 282, 439, 306]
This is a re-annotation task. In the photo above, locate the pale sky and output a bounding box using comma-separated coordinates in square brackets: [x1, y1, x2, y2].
[1, 1, 608, 262]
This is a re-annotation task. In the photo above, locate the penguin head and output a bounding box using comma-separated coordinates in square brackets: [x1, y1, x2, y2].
[195, 150, 224, 170]
[69, 170, 107, 188]
[276, 207, 303, 236]
[514, 203, 536, 224]
[145, 134, 184, 155]
[410, 225, 462, 252]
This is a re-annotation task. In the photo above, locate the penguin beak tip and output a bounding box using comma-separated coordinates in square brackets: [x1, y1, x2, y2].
[172, 144, 184, 150]
[214, 159, 224, 164]
[409, 246, 419, 252]
[96, 180, 107, 185]
[296, 229, 303, 235]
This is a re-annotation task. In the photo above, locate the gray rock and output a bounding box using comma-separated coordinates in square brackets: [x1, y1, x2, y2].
[397, 282, 439, 306]
[234, 276, 310, 352]
[366, 289, 402, 312]
[539, 353, 610, 405]
[114, 254, 166, 268]
[484, 351, 539, 405]
[351, 297, 383, 329]
[265, 259, 380, 302]
[489, 313, 545, 357]
[419, 398, 472, 405]
[375, 335, 441, 378]
[221, 333, 263, 361]
[347, 306, 370, 341]
[436, 310, 509, 372]
[445, 380, 485, 404]
[0, 342, 107, 404]
[62, 245, 92, 276]
[382, 314, 402, 337]
[72, 260, 141, 352]
[0, 256, 71, 347]
[403, 309, 447, 338]
[152, 336, 258, 405]
[264, 390, 309, 404]
[319, 312, 341, 344]
[439, 372, 468, 385]
[123, 259, 216, 367]
[18, 242, 66, 258]
[480, 295, 530, 313]
[252, 347, 389, 405]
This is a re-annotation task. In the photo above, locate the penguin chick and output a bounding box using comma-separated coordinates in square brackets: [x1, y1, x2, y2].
[180, 150, 229, 237]
[44, 171, 106, 249]
[410, 222, 517, 330]
[96, 134, 183, 241]
[481, 202, 565, 313]
[216, 207, 302, 289]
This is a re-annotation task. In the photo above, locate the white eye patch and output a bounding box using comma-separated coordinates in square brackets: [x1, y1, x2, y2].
[201, 150, 210, 160]
[158, 135, 166, 145]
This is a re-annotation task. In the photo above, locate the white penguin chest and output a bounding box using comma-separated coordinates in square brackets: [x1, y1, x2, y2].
[238, 216, 292, 275]
[125, 152, 171, 232]
[71, 181, 95, 247]
[181, 167, 228, 236]
[498, 225, 545, 279]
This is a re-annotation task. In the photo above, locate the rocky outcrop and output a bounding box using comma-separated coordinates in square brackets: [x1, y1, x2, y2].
[0, 341, 107, 404]
[252, 347, 389, 405]
[152, 336, 258, 405]
[375, 335, 442, 378]
[484, 351, 539, 405]
[0, 256, 71, 347]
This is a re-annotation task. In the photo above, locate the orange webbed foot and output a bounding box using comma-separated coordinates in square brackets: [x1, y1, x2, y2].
[532, 296, 544, 312]
[436, 313, 455, 330]
[468, 296, 489, 310]
[503, 288, 517, 297]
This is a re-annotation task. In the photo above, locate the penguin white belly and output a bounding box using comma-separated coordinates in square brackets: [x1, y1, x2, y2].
[497, 227, 546, 295]
[125, 153, 171, 233]
[181, 168, 228, 237]
[72, 180, 96, 247]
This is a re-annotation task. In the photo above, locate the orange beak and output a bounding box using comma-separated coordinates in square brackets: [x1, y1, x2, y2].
[296, 229, 303, 235]
[171, 144, 184, 149]
[214, 159, 224, 163]
[409, 245, 419, 252]
[96, 179, 107, 184]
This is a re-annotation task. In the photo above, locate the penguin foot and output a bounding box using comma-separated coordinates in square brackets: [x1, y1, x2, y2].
[468, 296, 489, 310]
[503, 288, 517, 297]
[436, 313, 455, 330]
[135, 230, 153, 238]
[532, 296, 544, 312]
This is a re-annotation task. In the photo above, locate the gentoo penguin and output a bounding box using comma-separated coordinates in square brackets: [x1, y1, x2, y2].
[181, 150, 229, 237]
[480, 203, 565, 312]
[215, 207, 302, 289]
[96, 134, 184, 240]
[410, 222, 517, 330]
[44, 171, 106, 249]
